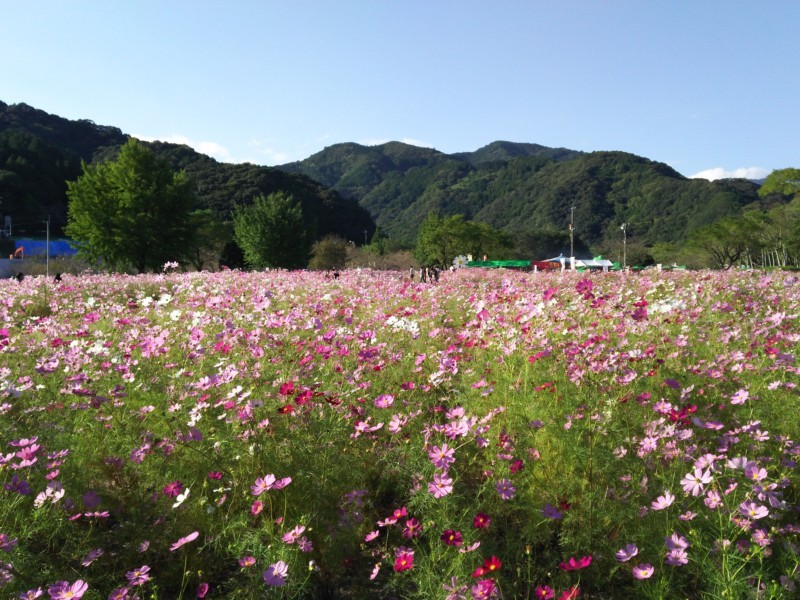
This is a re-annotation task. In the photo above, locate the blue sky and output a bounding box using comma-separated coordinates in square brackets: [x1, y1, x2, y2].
[2, 1, 798, 179]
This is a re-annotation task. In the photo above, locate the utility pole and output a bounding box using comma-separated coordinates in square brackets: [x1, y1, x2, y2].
[569, 206, 575, 270]
[621, 223, 627, 270]
[45, 216, 50, 278]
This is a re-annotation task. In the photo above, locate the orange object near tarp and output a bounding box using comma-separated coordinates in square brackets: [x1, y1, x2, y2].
[11, 247, 23, 259]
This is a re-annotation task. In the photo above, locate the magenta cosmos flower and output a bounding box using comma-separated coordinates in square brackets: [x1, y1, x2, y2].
[162, 480, 183, 498]
[394, 551, 414, 572]
[559, 555, 592, 571]
[473, 513, 490, 529]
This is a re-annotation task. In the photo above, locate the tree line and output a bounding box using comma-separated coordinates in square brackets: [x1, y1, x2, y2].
[63, 139, 800, 273]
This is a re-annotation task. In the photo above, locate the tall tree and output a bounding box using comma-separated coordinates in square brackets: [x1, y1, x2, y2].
[65, 139, 198, 272]
[232, 191, 312, 269]
[414, 213, 512, 266]
[758, 168, 800, 200]
[683, 216, 758, 269]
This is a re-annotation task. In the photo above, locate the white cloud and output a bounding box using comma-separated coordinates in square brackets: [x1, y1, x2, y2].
[690, 166, 769, 181]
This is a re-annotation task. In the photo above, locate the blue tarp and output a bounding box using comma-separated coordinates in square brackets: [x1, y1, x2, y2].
[13, 238, 78, 257]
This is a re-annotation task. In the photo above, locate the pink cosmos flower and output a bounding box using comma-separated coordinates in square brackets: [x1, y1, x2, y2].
[680, 468, 712, 496]
[196, 582, 209, 598]
[533, 585, 555, 599]
[559, 555, 592, 571]
[471, 578, 496, 599]
[441, 529, 463, 547]
[429, 444, 456, 470]
[473, 513, 490, 529]
[558, 586, 580, 600]
[739, 500, 769, 520]
[263, 560, 288, 586]
[651, 490, 675, 511]
[402, 518, 422, 539]
[239, 556, 256, 568]
[665, 532, 689, 550]
[730, 388, 749, 405]
[47, 580, 89, 600]
[169, 530, 199, 551]
[272, 476, 292, 490]
[495, 478, 516, 500]
[615, 544, 638, 562]
[282, 525, 306, 544]
[251, 475, 276, 496]
[19, 589, 43, 600]
[126, 565, 151, 586]
[373, 394, 394, 408]
[744, 462, 767, 482]
[364, 530, 380, 542]
[394, 551, 414, 572]
[632, 563, 654, 579]
[0, 533, 18, 552]
[665, 548, 689, 566]
[429, 473, 454, 498]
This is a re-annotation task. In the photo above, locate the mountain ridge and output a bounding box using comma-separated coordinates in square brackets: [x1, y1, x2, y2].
[0, 100, 766, 256]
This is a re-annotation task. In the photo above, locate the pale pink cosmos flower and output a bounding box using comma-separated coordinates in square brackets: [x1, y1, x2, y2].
[615, 544, 639, 562]
[744, 462, 768, 482]
[169, 531, 199, 551]
[665, 548, 689, 566]
[665, 532, 689, 550]
[739, 500, 769, 520]
[680, 468, 712, 496]
[272, 477, 292, 490]
[651, 490, 675, 511]
[632, 563, 654, 579]
[47, 580, 89, 600]
[251, 475, 276, 496]
[429, 473, 454, 498]
[730, 389, 749, 405]
[282, 525, 306, 544]
[429, 444, 456, 470]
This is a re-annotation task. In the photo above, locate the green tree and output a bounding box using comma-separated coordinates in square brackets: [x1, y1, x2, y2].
[309, 235, 350, 270]
[186, 209, 232, 271]
[758, 168, 800, 200]
[683, 216, 758, 269]
[232, 191, 312, 269]
[414, 213, 512, 266]
[65, 138, 198, 272]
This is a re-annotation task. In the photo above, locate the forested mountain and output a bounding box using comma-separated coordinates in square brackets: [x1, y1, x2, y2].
[279, 142, 762, 248]
[0, 101, 373, 241]
[0, 100, 767, 256]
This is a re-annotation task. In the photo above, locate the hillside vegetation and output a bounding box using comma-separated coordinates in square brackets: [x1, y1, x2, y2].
[0, 100, 774, 262]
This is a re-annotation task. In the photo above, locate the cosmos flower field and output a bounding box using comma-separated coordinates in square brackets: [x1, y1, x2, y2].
[1, 268, 799, 599]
